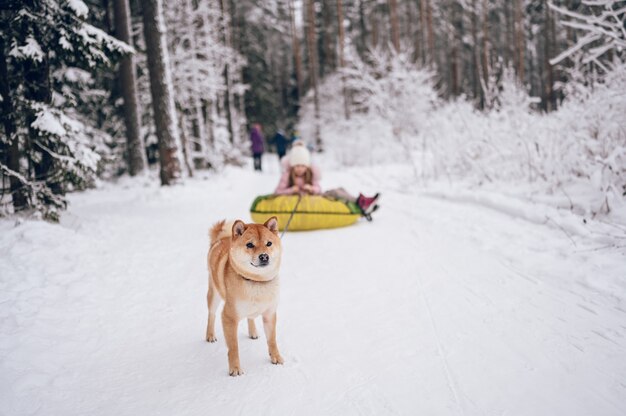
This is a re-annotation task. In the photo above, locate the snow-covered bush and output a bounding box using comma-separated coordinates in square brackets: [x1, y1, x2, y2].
[299, 50, 438, 166]
[549, 0, 625, 73]
[430, 65, 625, 215]
[300, 51, 626, 217]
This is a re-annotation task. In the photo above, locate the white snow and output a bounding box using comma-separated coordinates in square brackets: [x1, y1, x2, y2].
[1, 158, 625, 415]
[59, 35, 73, 51]
[67, 0, 89, 18]
[27, 104, 102, 175]
[62, 67, 93, 84]
[77, 24, 135, 64]
[30, 108, 66, 137]
[9, 36, 45, 62]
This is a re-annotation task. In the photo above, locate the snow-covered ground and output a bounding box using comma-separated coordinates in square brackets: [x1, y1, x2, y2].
[1, 157, 625, 415]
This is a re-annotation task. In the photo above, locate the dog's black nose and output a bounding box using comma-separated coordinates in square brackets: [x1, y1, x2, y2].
[259, 253, 269, 264]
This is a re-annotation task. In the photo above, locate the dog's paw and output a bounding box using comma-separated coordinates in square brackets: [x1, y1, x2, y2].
[229, 366, 244, 376]
[249, 334, 259, 340]
[206, 334, 218, 343]
[270, 353, 284, 365]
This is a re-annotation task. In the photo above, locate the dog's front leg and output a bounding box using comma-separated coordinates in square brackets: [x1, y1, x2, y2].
[262, 310, 284, 365]
[222, 307, 243, 376]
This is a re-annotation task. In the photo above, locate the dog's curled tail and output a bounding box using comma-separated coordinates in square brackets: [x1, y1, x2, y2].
[209, 220, 232, 244]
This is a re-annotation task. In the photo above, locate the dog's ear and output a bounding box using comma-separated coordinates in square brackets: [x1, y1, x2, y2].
[232, 220, 246, 238]
[264, 216, 279, 234]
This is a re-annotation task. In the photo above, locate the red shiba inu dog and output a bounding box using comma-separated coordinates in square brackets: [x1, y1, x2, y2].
[206, 217, 284, 376]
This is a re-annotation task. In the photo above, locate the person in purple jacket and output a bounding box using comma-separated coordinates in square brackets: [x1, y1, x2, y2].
[250, 123, 265, 171]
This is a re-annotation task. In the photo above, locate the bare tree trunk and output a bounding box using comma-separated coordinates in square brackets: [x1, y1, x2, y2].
[103, 0, 113, 33]
[223, 76, 234, 142]
[550, 2, 559, 108]
[270, 26, 286, 124]
[407, 0, 419, 62]
[199, 10, 217, 148]
[289, 0, 304, 102]
[426, 0, 435, 67]
[114, 0, 146, 176]
[358, 0, 368, 55]
[219, 0, 236, 143]
[0, 36, 28, 211]
[182, 0, 208, 160]
[418, 0, 427, 65]
[450, 0, 460, 97]
[388, 0, 400, 52]
[5, 135, 27, 210]
[515, 0, 525, 83]
[504, 0, 513, 67]
[481, 0, 490, 87]
[305, 0, 322, 150]
[203, 100, 215, 146]
[337, 0, 350, 120]
[320, 0, 335, 77]
[371, 10, 379, 48]
[543, 0, 555, 111]
[178, 114, 194, 176]
[528, 23, 538, 99]
[280, 51, 290, 118]
[471, 0, 483, 105]
[450, 43, 459, 97]
[237, 95, 246, 138]
[141, 0, 182, 185]
[193, 98, 208, 158]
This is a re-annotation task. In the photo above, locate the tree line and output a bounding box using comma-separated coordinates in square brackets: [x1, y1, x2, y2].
[251, 0, 624, 141]
[1, 0, 245, 219]
[1, 0, 623, 219]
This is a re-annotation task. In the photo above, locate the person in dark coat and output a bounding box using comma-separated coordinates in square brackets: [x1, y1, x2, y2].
[272, 130, 292, 160]
[250, 123, 265, 171]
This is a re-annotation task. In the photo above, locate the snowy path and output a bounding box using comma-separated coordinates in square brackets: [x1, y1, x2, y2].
[1, 163, 625, 415]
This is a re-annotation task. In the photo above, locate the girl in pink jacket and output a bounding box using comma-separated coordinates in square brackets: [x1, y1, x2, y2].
[274, 142, 380, 219]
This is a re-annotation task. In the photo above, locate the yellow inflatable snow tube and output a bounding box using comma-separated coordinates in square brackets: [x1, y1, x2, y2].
[250, 194, 362, 231]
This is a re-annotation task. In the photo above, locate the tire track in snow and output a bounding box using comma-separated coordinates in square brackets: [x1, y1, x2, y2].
[407, 220, 467, 416]
[387, 196, 472, 414]
[415, 269, 465, 415]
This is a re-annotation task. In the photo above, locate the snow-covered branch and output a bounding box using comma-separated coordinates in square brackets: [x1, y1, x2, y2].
[549, 1, 626, 68]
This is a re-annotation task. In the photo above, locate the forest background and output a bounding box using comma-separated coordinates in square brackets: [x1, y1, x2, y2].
[0, 0, 624, 221]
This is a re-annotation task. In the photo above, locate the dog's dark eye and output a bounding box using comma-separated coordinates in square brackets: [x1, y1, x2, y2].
[266, 241, 272, 247]
[246, 242, 254, 249]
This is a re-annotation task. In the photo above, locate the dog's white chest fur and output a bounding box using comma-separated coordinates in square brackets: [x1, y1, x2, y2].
[234, 279, 279, 318]
[236, 300, 272, 319]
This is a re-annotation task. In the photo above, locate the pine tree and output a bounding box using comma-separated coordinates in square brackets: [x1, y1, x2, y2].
[0, 0, 132, 220]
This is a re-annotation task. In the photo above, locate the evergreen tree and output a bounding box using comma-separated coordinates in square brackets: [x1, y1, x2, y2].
[0, 0, 132, 220]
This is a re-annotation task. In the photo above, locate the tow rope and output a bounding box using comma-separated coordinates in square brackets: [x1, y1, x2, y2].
[280, 194, 303, 239]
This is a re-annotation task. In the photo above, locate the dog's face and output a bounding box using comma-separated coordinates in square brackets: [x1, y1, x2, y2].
[229, 217, 282, 282]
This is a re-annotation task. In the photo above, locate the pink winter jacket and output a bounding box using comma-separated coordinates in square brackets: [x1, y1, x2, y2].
[274, 164, 322, 195]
